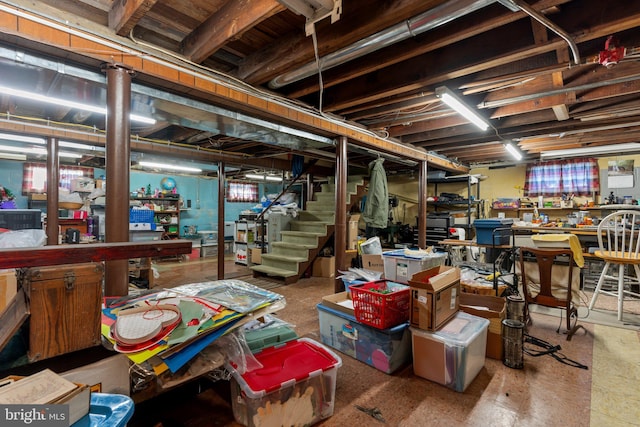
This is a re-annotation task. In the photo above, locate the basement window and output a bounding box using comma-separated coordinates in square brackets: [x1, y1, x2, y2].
[227, 180, 259, 203]
[22, 162, 94, 194]
[524, 158, 600, 197]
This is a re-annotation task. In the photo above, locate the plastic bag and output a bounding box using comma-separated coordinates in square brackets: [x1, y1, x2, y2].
[0, 229, 46, 248]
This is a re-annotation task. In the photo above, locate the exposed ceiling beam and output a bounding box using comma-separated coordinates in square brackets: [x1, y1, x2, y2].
[182, 0, 284, 63]
[109, 0, 158, 36]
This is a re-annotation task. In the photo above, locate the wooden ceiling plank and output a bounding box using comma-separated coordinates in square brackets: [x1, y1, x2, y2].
[236, 0, 446, 82]
[109, 0, 158, 37]
[182, 0, 284, 64]
[323, 11, 640, 112]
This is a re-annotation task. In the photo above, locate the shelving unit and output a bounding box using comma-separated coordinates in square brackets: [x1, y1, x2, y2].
[428, 175, 484, 239]
[130, 195, 181, 238]
[234, 218, 261, 265]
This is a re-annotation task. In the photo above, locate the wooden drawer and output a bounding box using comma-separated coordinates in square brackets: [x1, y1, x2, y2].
[20, 263, 104, 362]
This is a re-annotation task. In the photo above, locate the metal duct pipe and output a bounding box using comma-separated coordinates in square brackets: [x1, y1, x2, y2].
[504, 0, 580, 65]
[269, 0, 504, 89]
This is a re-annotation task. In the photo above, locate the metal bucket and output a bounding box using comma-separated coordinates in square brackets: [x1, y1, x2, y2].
[502, 319, 524, 369]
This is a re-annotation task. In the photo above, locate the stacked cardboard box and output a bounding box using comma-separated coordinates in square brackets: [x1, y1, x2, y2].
[407, 265, 490, 392]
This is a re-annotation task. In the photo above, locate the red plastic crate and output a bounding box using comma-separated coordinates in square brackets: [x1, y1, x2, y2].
[350, 280, 410, 329]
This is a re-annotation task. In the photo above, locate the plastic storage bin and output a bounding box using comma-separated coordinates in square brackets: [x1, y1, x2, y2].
[316, 303, 411, 374]
[411, 311, 489, 392]
[473, 218, 514, 245]
[244, 323, 298, 353]
[382, 249, 447, 284]
[229, 338, 342, 427]
[71, 393, 134, 427]
[350, 280, 410, 329]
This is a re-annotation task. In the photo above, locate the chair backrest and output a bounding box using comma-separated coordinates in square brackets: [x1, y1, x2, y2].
[519, 246, 575, 308]
[597, 210, 640, 259]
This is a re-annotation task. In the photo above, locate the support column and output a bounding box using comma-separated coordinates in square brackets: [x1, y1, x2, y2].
[306, 172, 314, 207]
[418, 160, 428, 249]
[103, 63, 134, 297]
[334, 136, 347, 293]
[46, 137, 59, 245]
[217, 161, 226, 279]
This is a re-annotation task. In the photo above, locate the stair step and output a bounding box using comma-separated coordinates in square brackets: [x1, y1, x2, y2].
[250, 264, 298, 278]
[261, 253, 308, 263]
[280, 230, 325, 237]
[270, 241, 316, 250]
[290, 220, 329, 234]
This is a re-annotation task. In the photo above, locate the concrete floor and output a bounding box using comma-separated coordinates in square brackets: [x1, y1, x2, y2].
[128, 256, 640, 427]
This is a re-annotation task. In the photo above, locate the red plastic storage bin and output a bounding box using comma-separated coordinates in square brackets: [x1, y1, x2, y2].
[350, 280, 410, 329]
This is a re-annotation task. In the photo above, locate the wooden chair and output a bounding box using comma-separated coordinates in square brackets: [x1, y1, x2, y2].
[588, 210, 640, 321]
[519, 247, 585, 340]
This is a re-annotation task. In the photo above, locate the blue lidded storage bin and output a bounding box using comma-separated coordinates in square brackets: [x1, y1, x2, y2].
[72, 393, 134, 427]
[316, 303, 411, 374]
[473, 218, 513, 245]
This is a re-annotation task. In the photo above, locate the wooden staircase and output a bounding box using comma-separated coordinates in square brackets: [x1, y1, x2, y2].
[250, 176, 366, 285]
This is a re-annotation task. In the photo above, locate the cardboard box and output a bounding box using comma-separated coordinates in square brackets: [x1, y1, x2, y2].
[347, 214, 361, 250]
[408, 266, 460, 331]
[71, 177, 95, 192]
[250, 247, 262, 264]
[0, 269, 17, 314]
[312, 256, 335, 278]
[361, 254, 384, 273]
[343, 249, 358, 270]
[459, 293, 506, 360]
[411, 312, 489, 392]
[321, 291, 354, 316]
[61, 354, 131, 396]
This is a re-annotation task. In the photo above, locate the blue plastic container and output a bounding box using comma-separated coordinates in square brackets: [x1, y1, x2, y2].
[316, 303, 411, 374]
[72, 393, 134, 427]
[473, 218, 513, 245]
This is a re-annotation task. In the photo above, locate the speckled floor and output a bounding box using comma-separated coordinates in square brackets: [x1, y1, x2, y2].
[129, 257, 640, 427]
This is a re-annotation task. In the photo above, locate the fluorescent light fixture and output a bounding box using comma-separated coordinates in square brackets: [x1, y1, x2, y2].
[0, 133, 45, 144]
[265, 175, 283, 182]
[0, 144, 81, 158]
[0, 86, 156, 125]
[138, 161, 202, 173]
[435, 86, 489, 131]
[245, 173, 266, 180]
[540, 143, 640, 159]
[0, 152, 27, 160]
[504, 142, 523, 160]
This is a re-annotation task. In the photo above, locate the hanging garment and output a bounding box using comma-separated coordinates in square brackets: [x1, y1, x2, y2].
[362, 158, 389, 229]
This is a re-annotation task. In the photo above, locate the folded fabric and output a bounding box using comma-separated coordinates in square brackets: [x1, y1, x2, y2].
[531, 233, 584, 268]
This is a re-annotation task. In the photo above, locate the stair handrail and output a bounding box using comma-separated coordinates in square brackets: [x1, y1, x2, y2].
[253, 160, 319, 249]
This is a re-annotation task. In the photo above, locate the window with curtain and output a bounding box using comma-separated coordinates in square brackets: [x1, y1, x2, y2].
[22, 162, 95, 194]
[524, 158, 600, 197]
[226, 180, 259, 203]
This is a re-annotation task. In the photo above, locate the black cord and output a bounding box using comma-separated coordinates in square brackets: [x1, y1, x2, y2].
[523, 333, 588, 370]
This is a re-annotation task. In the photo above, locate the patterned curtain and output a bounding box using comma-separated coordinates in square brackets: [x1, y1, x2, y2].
[22, 162, 94, 194]
[226, 180, 259, 202]
[524, 158, 599, 197]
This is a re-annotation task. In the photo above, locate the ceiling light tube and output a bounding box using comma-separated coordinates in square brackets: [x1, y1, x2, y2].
[435, 86, 489, 131]
[138, 161, 202, 173]
[0, 133, 46, 144]
[0, 144, 81, 158]
[0, 86, 156, 125]
[504, 142, 523, 160]
[245, 173, 266, 180]
[265, 175, 283, 182]
[0, 152, 27, 160]
[540, 143, 640, 159]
